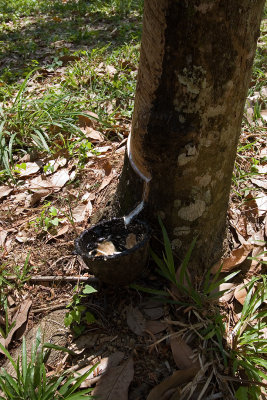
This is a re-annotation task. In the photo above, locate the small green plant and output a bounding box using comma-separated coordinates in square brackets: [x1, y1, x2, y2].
[0, 265, 15, 339]
[133, 216, 239, 308]
[0, 296, 15, 340]
[30, 203, 63, 234]
[231, 276, 267, 400]
[0, 328, 97, 399]
[12, 253, 33, 288]
[64, 284, 97, 336]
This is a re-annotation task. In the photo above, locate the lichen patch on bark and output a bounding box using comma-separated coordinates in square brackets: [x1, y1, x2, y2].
[173, 226, 191, 236]
[171, 238, 182, 250]
[177, 143, 199, 166]
[196, 173, 211, 187]
[178, 199, 206, 221]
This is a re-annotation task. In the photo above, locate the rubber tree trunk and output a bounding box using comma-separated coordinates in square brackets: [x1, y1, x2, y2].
[117, 0, 265, 271]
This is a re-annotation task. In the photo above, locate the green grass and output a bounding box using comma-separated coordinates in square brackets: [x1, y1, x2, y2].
[136, 219, 267, 399]
[0, 328, 97, 399]
[0, 0, 143, 181]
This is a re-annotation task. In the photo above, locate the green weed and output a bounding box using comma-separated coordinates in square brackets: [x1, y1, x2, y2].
[64, 284, 97, 337]
[231, 277, 267, 399]
[0, 328, 97, 399]
[12, 253, 33, 288]
[132, 218, 267, 397]
[30, 203, 63, 235]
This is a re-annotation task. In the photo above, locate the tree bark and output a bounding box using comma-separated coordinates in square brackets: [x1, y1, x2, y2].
[117, 0, 265, 271]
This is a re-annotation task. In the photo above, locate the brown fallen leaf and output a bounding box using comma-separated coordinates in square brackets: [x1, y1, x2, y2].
[143, 305, 164, 320]
[78, 111, 99, 128]
[257, 164, 267, 175]
[98, 173, 115, 192]
[29, 189, 51, 206]
[146, 321, 168, 335]
[92, 357, 134, 400]
[16, 162, 40, 177]
[255, 193, 267, 217]
[84, 127, 104, 143]
[147, 368, 199, 400]
[72, 201, 93, 223]
[15, 231, 34, 243]
[44, 158, 67, 175]
[75, 352, 124, 388]
[251, 178, 267, 191]
[261, 109, 267, 122]
[94, 145, 112, 153]
[59, 55, 80, 65]
[29, 168, 70, 192]
[170, 335, 199, 370]
[216, 282, 235, 303]
[244, 193, 258, 219]
[0, 229, 7, 247]
[0, 186, 13, 200]
[105, 65, 117, 78]
[234, 284, 247, 305]
[0, 299, 32, 354]
[102, 161, 112, 176]
[211, 244, 253, 274]
[236, 215, 248, 239]
[127, 306, 146, 336]
[70, 334, 100, 354]
[47, 224, 69, 241]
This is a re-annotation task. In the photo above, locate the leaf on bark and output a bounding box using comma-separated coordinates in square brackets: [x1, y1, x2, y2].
[147, 368, 199, 400]
[92, 357, 134, 400]
[170, 336, 199, 370]
[211, 244, 253, 274]
[127, 306, 146, 336]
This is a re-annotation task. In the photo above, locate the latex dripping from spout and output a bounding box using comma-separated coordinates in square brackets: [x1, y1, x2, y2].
[123, 133, 151, 226]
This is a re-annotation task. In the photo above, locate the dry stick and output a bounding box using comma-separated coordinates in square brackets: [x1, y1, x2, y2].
[66, 350, 105, 373]
[32, 303, 69, 314]
[7, 275, 99, 283]
[219, 374, 267, 389]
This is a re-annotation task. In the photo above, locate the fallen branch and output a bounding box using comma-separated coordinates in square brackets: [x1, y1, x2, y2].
[32, 303, 69, 314]
[7, 275, 99, 283]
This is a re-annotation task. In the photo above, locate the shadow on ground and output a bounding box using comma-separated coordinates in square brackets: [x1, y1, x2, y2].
[0, 0, 142, 82]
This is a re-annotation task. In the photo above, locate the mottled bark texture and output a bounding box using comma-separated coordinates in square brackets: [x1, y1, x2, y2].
[117, 0, 265, 270]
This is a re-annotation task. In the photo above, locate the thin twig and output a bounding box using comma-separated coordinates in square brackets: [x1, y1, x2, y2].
[7, 275, 99, 283]
[32, 303, 69, 313]
[218, 374, 267, 389]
